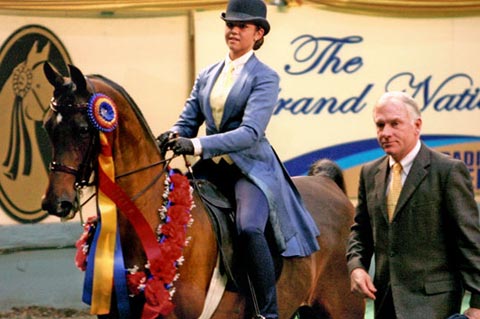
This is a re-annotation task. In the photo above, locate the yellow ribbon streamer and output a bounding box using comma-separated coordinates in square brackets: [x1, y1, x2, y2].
[90, 132, 117, 314]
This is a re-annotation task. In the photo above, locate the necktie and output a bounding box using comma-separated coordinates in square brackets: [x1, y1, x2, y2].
[210, 63, 235, 165]
[387, 162, 403, 222]
[211, 63, 235, 128]
[223, 62, 234, 89]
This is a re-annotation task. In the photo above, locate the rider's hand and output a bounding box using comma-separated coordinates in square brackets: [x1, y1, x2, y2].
[156, 131, 174, 153]
[167, 137, 194, 155]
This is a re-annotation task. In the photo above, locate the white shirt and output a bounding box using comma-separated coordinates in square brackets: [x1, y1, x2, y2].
[387, 139, 421, 191]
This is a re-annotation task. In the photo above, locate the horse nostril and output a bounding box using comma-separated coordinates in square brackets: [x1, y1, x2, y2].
[60, 201, 73, 214]
[42, 200, 74, 217]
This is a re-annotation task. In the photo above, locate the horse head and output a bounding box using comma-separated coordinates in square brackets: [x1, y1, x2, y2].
[41, 62, 98, 218]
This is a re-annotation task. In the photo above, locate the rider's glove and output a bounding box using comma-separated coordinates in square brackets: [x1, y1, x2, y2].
[156, 131, 174, 153]
[166, 137, 194, 155]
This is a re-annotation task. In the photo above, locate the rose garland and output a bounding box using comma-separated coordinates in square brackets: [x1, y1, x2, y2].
[75, 169, 193, 319]
[75, 216, 97, 271]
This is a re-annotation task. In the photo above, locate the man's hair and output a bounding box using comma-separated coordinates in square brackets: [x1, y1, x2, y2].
[375, 91, 421, 122]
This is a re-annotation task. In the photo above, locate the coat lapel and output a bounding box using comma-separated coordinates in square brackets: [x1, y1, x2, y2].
[393, 143, 430, 220]
[375, 157, 390, 222]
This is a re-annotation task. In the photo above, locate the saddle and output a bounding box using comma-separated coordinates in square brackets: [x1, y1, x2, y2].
[191, 178, 283, 289]
[191, 179, 238, 286]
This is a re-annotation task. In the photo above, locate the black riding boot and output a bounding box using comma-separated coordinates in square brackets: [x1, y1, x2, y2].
[241, 231, 279, 319]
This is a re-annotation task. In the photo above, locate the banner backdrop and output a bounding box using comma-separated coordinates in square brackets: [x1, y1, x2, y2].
[0, 4, 478, 225]
[195, 5, 480, 197]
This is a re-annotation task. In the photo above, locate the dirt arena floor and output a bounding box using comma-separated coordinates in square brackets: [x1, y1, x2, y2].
[0, 306, 95, 319]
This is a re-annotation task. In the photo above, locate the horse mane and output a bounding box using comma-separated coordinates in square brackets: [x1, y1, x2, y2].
[88, 74, 156, 142]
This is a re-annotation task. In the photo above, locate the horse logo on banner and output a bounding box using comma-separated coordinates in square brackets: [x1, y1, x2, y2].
[0, 24, 72, 223]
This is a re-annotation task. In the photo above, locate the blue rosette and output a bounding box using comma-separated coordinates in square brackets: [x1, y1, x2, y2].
[87, 93, 118, 132]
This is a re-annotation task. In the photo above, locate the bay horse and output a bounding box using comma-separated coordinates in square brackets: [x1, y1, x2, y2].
[40, 63, 365, 319]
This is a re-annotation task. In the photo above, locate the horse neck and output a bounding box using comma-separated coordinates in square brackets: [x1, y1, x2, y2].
[106, 92, 165, 230]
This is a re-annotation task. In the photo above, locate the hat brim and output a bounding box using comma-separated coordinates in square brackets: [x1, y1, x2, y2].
[221, 12, 270, 35]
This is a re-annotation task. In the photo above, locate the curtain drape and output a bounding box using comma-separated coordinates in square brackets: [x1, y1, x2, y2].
[0, 0, 479, 17]
[308, 0, 480, 16]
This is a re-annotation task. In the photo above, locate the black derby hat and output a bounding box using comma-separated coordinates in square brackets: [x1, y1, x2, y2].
[221, 0, 270, 35]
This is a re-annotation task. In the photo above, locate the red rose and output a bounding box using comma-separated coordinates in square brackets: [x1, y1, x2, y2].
[74, 246, 87, 271]
[168, 175, 192, 206]
[126, 271, 146, 295]
[156, 261, 177, 283]
[168, 190, 191, 206]
[170, 174, 189, 189]
[149, 253, 178, 282]
[168, 206, 191, 224]
[74, 231, 89, 271]
[142, 278, 174, 318]
[160, 222, 184, 239]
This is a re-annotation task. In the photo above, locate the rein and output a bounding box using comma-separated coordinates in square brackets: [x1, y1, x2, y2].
[115, 157, 172, 179]
[116, 156, 174, 201]
[62, 155, 176, 224]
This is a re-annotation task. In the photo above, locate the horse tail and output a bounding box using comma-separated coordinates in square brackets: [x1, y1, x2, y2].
[307, 158, 347, 195]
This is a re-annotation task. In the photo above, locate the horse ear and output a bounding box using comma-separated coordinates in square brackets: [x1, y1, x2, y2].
[44, 62, 64, 87]
[68, 64, 87, 93]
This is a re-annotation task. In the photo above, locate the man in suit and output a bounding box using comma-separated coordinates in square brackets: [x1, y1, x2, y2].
[347, 91, 480, 318]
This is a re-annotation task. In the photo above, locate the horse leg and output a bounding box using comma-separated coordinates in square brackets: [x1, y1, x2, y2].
[275, 256, 316, 319]
[307, 248, 365, 319]
[292, 304, 330, 319]
[291, 176, 365, 319]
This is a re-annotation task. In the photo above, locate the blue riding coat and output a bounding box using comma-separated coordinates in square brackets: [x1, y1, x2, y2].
[171, 54, 320, 257]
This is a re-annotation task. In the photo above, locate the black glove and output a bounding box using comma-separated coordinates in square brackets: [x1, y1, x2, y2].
[167, 137, 194, 155]
[156, 131, 174, 153]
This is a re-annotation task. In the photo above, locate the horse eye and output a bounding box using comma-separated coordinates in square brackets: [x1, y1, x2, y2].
[78, 125, 91, 136]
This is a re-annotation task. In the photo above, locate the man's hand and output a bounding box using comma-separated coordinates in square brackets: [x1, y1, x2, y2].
[166, 137, 194, 155]
[464, 307, 480, 319]
[350, 268, 377, 300]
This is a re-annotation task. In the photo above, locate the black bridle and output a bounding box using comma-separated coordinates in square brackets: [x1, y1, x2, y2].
[48, 97, 98, 190]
